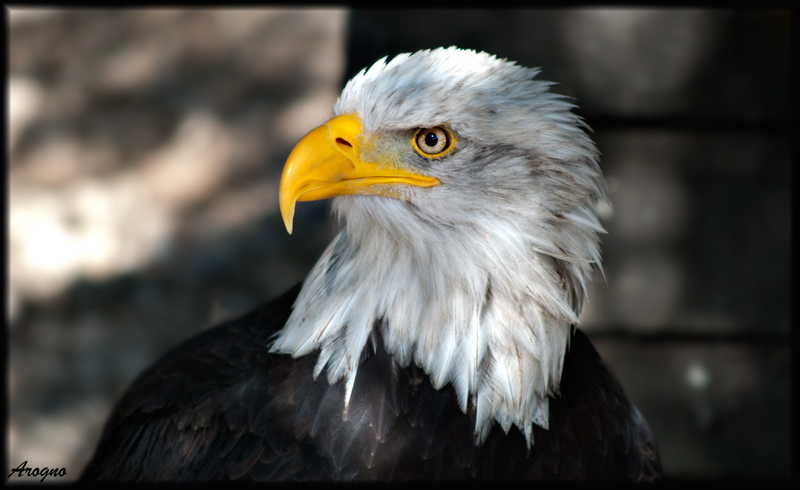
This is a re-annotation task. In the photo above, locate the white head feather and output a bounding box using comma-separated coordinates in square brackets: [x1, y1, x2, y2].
[271, 47, 607, 447]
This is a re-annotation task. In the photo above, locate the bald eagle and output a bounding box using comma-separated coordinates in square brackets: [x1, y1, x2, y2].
[80, 47, 661, 481]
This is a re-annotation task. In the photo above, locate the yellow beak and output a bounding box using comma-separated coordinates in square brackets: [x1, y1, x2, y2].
[279, 113, 440, 233]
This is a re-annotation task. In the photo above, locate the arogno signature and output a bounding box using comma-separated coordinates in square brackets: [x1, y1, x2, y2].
[8, 461, 67, 483]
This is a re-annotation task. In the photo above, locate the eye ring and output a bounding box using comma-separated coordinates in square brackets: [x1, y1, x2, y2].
[412, 126, 455, 158]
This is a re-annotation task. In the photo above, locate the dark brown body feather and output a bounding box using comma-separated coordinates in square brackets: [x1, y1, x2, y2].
[80, 284, 661, 481]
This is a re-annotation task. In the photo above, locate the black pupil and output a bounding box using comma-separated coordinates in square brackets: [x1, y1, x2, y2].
[424, 132, 439, 148]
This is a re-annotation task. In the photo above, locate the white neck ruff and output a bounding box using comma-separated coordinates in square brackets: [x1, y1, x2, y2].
[270, 194, 600, 447]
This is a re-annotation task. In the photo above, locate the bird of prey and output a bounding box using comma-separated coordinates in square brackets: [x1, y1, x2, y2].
[80, 47, 661, 481]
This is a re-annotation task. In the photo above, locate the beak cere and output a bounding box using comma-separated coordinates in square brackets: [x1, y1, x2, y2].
[279, 113, 440, 234]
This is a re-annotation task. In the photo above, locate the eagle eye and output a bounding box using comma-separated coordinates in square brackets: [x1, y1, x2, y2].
[413, 126, 455, 158]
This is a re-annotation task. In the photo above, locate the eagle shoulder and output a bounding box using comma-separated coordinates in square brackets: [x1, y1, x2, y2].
[80, 287, 661, 481]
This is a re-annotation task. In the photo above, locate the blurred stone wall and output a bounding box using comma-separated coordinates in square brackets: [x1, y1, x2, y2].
[8, 8, 347, 480]
[7, 8, 790, 481]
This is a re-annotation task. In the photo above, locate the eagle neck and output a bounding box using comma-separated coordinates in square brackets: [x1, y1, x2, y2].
[270, 198, 593, 447]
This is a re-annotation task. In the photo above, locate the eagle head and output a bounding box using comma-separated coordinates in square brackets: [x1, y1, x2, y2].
[271, 47, 607, 447]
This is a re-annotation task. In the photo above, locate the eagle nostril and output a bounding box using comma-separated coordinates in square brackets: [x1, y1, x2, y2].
[335, 138, 352, 148]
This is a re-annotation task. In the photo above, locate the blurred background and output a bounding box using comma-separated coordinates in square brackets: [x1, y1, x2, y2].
[7, 8, 790, 481]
